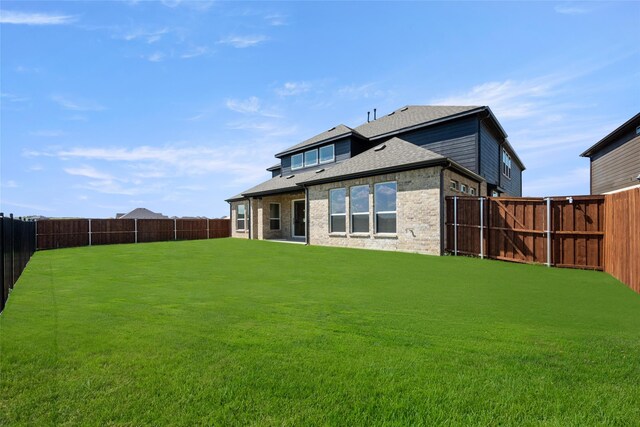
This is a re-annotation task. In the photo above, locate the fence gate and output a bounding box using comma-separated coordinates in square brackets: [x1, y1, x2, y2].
[445, 196, 605, 270]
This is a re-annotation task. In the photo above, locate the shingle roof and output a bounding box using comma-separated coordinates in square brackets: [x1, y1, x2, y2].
[266, 163, 281, 171]
[301, 137, 447, 185]
[580, 112, 640, 157]
[355, 105, 482, 139]
[119, 208, 168, 219]
[275, 124, 361, 157]
[239, 168, 320, 197]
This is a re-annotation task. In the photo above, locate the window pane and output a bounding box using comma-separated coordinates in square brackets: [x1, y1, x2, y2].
[269, 203, 280, 219]
[237, 204, 245, 219]
[351, 214, 369, 233]
[237, 219, 245, 230]
[375, 182, 396, 212]
[304, 149, 318, 166]
[330, 188, 346, 214]
[350, 185, 369, 213]
[270, 219, 280, 230]
[330, 215, 345, 233]
[292, 153, 303, 170]
[319, 145, 335, 163]
[376, 213, 396, 233]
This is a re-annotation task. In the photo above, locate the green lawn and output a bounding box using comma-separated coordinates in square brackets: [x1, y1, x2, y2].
[1, 239, 639, 426]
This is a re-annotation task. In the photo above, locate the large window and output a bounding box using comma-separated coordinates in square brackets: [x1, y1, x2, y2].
[291, 153, 303, 170]
[502, 149, 512, 179]
[375, 182, 397, 234]
[350, 185, 369, 233]
[329, 188, 346, 233]
[269, 203, 281, 230]
[304, 149, 318, 167]
[319, 144, 335, 164]
[236, 204, 246, 231]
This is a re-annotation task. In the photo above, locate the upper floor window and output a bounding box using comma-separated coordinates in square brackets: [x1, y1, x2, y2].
[291, 153, 303, 170]
[374, 182, 397, 234]
[502, 149, 512, 179]
[304, 149, 318, 167]
[319, 144, 335, 164]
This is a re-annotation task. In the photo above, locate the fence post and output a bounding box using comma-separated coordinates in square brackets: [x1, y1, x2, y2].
[479, 197, 484, 259]
[9, 214, 15, 288]
[546, 197, 552, 267]
[35, 219, 38, 251]
[207, 219, 210, 239]
[453, 196, 458, 256]
[88, 219, 92, 246]
[134, 219, 138, 244]
[174, 218, 177, 241]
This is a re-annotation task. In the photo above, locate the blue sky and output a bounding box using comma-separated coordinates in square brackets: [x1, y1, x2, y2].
[1, 1, 639, 218]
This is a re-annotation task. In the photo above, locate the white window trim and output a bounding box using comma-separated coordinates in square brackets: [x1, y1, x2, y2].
[329, 188, 346, 233]
[269, 203, 281, 231]
[319, 144, 335, 164]
[304, 149, 318, 167]
[374, 181, 397, 234]
[350, 185, 370, 234]
[502, 149, 512, 179]
[460, 184, 468, 193]
[236, 204, 246, 231]
[291, 153, 304, 170]
[450, 180, 458, 191]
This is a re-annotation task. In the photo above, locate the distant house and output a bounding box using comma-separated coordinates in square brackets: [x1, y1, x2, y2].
[580, 113, 640, 194]
[226, 105, 525, 255]
[116, 208, 168, 219]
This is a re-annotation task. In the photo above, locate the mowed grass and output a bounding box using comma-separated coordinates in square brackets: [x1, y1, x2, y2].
[1, 239, 639, 426]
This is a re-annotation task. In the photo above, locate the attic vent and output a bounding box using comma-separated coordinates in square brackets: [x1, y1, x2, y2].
[401, 107, 409, 111]
[388, 112, 395, 116]
[328, 126, 336, 132]
[315, 168, 325, 174]
[286, 175, 295, 179]
[374, 144, 386, 152]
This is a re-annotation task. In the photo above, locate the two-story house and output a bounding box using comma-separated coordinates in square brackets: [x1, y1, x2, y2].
[226, 105, 525, 255]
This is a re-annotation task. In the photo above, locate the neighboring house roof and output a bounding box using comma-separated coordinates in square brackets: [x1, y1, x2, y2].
[354, 105, 482, 139]
[302, 137, 483, 186]
[580, 112, 640, 157]
[118, 208, 168, 219]
[230, 168, 320, 199]
[275, 124, 363, 157]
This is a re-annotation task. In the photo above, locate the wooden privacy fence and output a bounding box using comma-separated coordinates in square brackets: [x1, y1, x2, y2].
[445, 195, 605, 270]
[604, 188, 639, 293]
[36, 218, 230, 250]
[1, 214, 36, 312]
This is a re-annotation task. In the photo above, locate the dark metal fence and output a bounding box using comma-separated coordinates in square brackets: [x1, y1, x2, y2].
[1, 214, 37, 312]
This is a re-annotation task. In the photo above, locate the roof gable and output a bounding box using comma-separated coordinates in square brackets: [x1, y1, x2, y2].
[275, 124, 361, 157]
[580, 112, 640, 157]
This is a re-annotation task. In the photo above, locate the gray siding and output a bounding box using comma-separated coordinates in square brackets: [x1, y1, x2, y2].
[591, 134, 640, 194]
[271, 168, 281, 178]
[280, 136, 352, 176]
[392, 116, 479, 173]
[500, 157, 522, 196]
[479, 122, 500, 185]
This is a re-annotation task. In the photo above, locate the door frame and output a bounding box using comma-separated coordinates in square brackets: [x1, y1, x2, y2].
[291, 199, 306, 238]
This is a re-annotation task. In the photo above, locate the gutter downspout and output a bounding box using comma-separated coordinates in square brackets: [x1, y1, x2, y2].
[439, 166, 445, 255]
[304, 185, 310, 245]
[248, 198, 252, 240]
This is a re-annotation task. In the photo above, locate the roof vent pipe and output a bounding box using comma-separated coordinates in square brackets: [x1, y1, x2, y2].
[374, 108, 377, 120]
[367, 111, 370, 123]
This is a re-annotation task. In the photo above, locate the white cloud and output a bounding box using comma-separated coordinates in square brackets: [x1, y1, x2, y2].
[161, 0, 214, 10]
[0, 10, 77, 25]
[1, 92, 29, 103]
[0, 199, 54, 212]
[51, 94, 105, 111]
[226, 96, 261, 114]
[64, 165, 116, 181]
[524, 167, 590, 196]
[337, 83, 389, 100]
[2, 180, 19, 188]
[120, 27, 170, 44]
[265, 13, 287, 26]
[554, 4, 590, 15]
[144, 51, 165, 62]
[275, 81, 311, 97]
[218, 35, 267, 48]
[181, 46, 208, 59]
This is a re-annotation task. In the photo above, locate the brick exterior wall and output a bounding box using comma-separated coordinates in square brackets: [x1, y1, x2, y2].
[443, 168, 487, 197]
[307, 167, 443, 255]
[229, 192, 306, 240]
